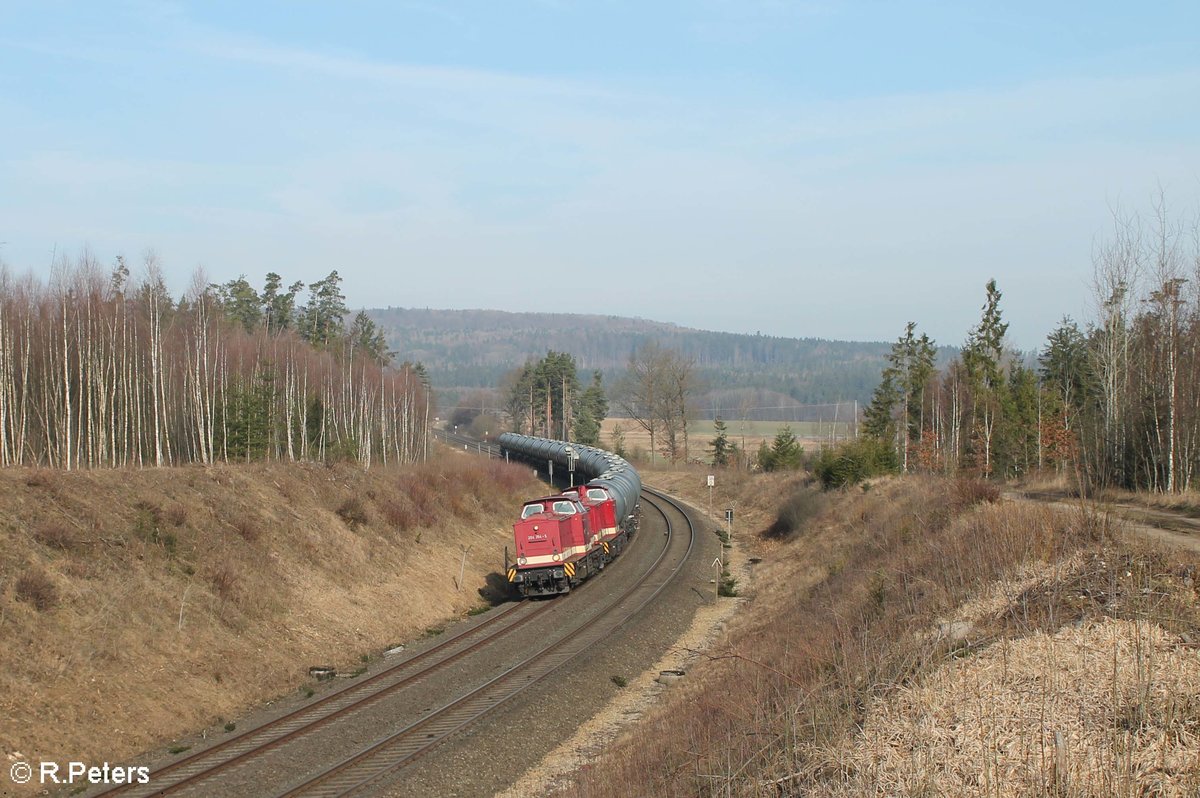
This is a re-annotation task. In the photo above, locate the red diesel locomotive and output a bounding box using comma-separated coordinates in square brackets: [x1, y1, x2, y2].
[499, 434, 641, 597]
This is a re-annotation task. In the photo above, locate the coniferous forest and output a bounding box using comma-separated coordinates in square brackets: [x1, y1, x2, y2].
[0, 255, 431, 470]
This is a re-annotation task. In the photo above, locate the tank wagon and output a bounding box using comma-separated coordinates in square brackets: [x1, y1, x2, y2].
[498, 433, 642, 597]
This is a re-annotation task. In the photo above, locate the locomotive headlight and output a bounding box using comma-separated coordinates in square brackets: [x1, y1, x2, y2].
[518, 556, 528, 565]
[533, 525, 539, 531]
[552, 553, 561, 562]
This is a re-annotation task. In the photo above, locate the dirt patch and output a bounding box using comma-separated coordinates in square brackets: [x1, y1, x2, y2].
[1007, 490, 1200, 554]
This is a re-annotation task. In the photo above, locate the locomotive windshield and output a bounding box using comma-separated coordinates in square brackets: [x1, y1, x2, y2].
[586, 489, 608, 501]
[520, 503, 544, 519]
[551, 501, 577, 514]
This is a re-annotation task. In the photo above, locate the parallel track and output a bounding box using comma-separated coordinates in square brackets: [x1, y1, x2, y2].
[433, 429, 501, 457]
[94, 601, 553, 797]
[273, 488, 694, 797]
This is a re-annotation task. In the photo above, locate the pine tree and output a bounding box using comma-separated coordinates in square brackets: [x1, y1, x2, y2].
[864, 322, 938, 470]
[298, 270, 348, 347]
[609, 422, 628, 458]
[262, 272, 303, 333]
[1039, 317, 1091, 425]
[572, 371, 608, 445]
[864, 366, 900, 442]
[761, 425, 803, 471]
[215, 275, 262, 332]
[962, 279, 1010, 476]
[503, 351, 581, 437]
[350, 310, 390, 365]
[708, 417, 733, 466]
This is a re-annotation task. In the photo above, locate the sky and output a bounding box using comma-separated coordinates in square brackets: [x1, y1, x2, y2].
[2, 1, 1199, 351]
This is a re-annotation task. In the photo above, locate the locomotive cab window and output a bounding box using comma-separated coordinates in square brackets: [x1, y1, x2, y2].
[551, 501, 576, 515]
[586, 489, 607, 501]
[521, 504, 544, 519]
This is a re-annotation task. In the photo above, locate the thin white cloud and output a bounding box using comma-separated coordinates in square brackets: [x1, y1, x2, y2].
[189, 34, 618, 100]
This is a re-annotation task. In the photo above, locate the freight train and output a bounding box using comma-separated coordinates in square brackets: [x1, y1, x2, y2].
[498, 433, 642, 597]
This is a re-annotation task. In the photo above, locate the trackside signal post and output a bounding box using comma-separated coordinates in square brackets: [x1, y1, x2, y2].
[707, 474, 715, 516]
[725, 507, 734, 547]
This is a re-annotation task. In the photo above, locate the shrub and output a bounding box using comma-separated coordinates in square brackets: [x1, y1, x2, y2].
[133, 501, 165, 544]
[954, 478, 1001, 508]
[25, 470, 55, 489]
[166, 505, 188, 526]
[813, 438, 899, 488]
[209, 561, 239, 602]
[232, 516, 261, 543]
[15, 569, 58, 611]
[718, 570, 739, 597]
[33, 522, 77, 550]
[336, 497, 369, 528]
[763, 488, 825, 541]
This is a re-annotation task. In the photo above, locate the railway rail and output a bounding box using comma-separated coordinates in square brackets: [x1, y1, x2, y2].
[92, 484, 697, 798]
[274, 488, 693, 797]
[93, 601, 554, 797]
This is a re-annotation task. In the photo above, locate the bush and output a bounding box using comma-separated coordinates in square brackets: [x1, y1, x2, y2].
[33, 523, 77, 550]
[336, 497, 369, 528]
[133, 501, 164, 543]
[813, 438, 899, 488]
[763, 487, 825, 541]
[15, 569, 58, 611]
[232, 516, 262, 543]
[208, 561, 239, 603]
[130, 501, 178, 554]
[954, 478, 1001, 508]
[718, 570, 739, 597]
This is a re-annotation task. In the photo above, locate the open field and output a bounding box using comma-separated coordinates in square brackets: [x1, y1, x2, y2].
[601, 417, 855, 464]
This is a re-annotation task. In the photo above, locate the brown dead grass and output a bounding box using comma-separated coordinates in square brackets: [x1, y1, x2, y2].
[825, 618, 1200, 797]
[0, 455, 539, 788]
[567, 476, 1200, 797]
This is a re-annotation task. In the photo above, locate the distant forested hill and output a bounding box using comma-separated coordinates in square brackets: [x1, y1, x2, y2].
[368, 307, 954, 417]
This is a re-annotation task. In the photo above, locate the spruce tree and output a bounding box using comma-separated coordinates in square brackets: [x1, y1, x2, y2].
[762, 426, 803, 471]
[708, 417, 733, 466]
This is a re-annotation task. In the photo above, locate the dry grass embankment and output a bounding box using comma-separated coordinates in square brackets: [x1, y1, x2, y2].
[0, 453, 539, 782]
[569, 475, 1200, 797]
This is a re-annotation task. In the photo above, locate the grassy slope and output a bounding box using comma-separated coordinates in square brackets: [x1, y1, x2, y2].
[0, 452, 540, 773]
[570, 474, 1200, 797]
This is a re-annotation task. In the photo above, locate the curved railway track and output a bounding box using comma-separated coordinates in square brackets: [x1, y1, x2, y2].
[274, 488, 693, 797]
[94, 487, 697, 798]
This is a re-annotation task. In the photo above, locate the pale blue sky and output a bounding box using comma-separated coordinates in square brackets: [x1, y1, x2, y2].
[2, 1, 1198, 349]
